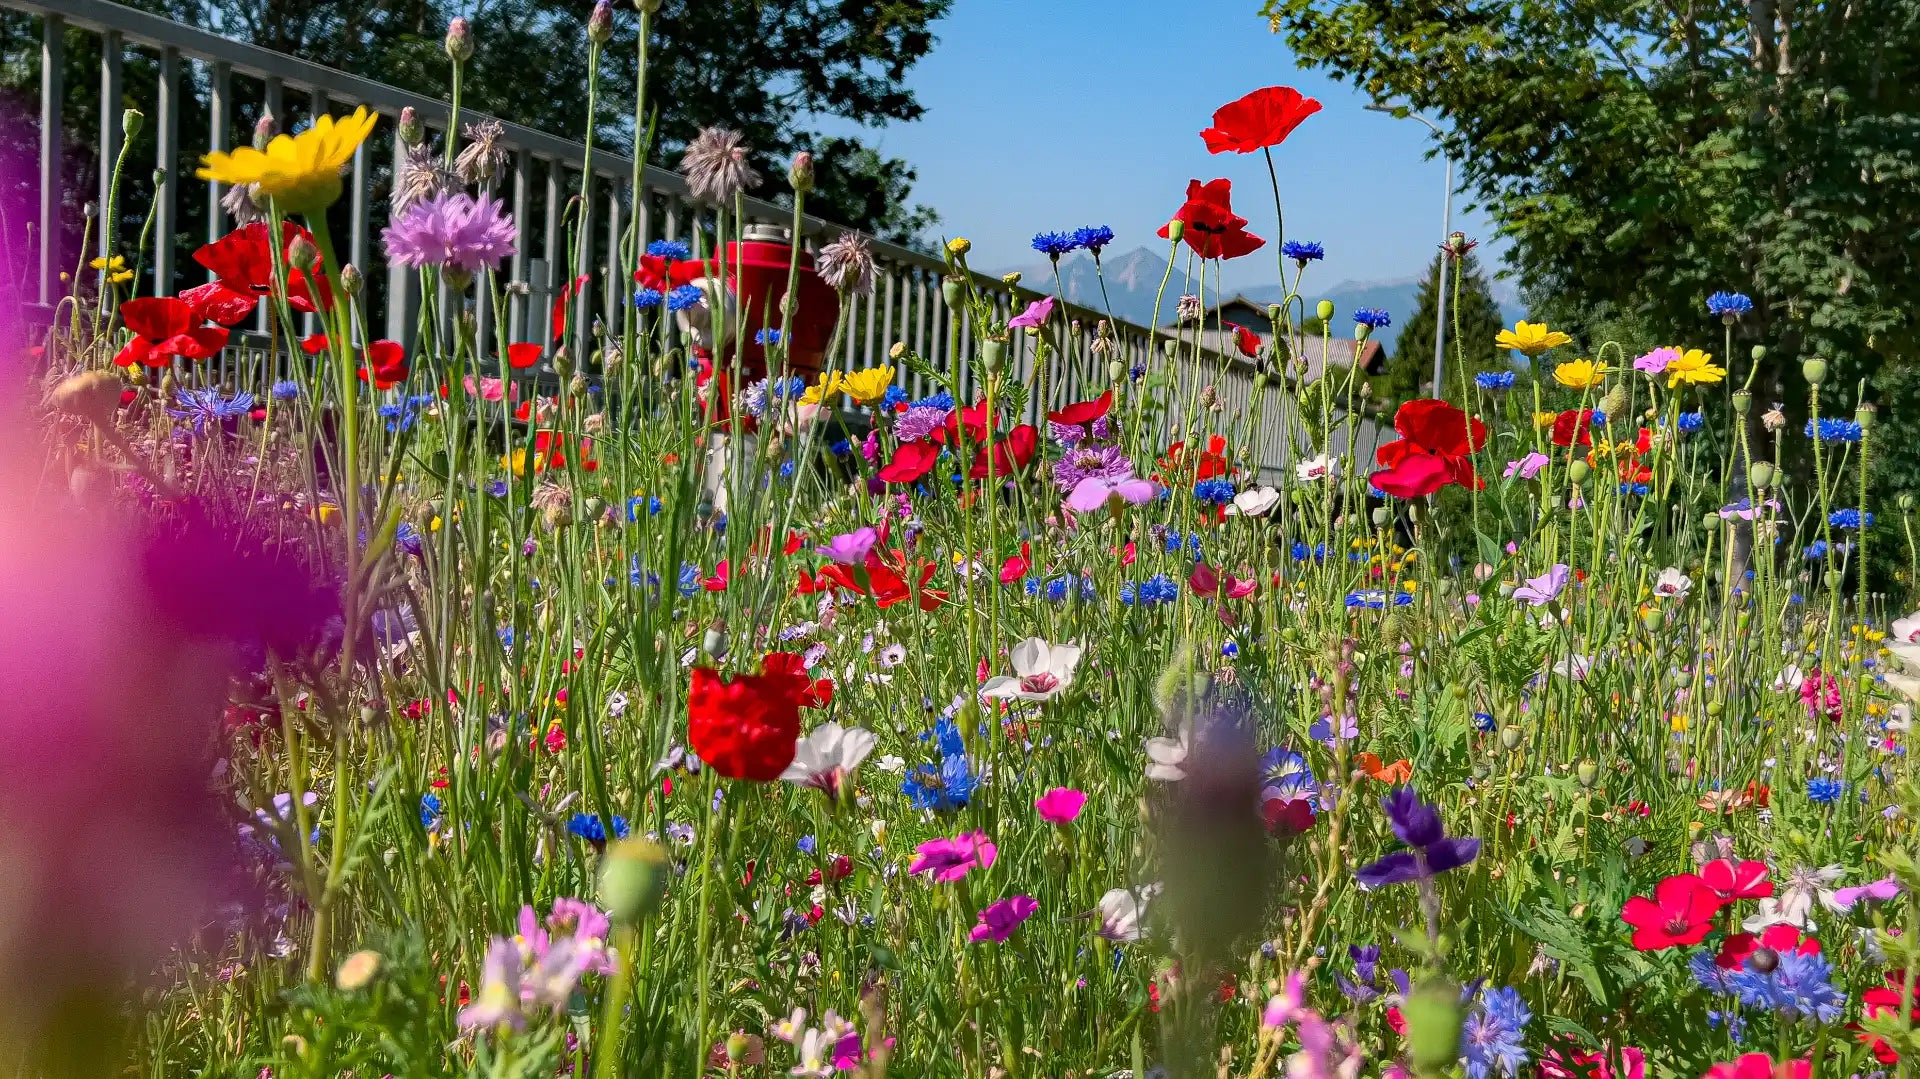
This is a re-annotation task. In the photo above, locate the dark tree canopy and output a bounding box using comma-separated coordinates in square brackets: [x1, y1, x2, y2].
[128, 0, 949, 243]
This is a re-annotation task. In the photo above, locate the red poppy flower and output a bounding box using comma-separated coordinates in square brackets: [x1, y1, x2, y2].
[878, 441, 940, 484]
[113, 297, 229, 367]
[633, 253, 705, 292]
[180, 281, 258, 326]
[356, 340, 410, 390]
[686, 665, 803, 781]
[1369, 452, 1450, 499]
[1716, 923, 1817, 970]
[1552, 409, 1594, 448]
[191, 221, 331, 319]
[1233, 325, 1261, 358]
[530, 431, 597, 472]
[1160, 434, 1232, 480]
[300, 333, 330, 355]
[1861, 972, 1920, 1064]
[507, 342, 543, 370]
[702, 560, 730, 592]
[1156, 179, 1265, 261]
[1047, 390, 1113, 428]
[968, 424, 1038, 479]
[999, 542, 1031, 584]
[1619, 873, 1726, 950]
[1372, 398, 1487, 492]
[1262, 796, 1316, 837]
[944, 398, 995, 444]
[760, 652, 834, 708]
[1700, 858, 1774, 900]
[551, 273, 591, 342]
[1200, 86, 1323, 154]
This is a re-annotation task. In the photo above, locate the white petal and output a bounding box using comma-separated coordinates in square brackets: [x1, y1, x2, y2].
[1009, 637, 1049, 678]
[979, 676, 1021, 699]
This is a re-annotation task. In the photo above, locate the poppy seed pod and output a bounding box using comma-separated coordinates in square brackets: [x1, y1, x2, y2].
[1749, 462, 1775, 487]
[1316, 300, 1334, 322]
[702, 622, 728, 659]
[980, 338, 1006, 375]
[1567, 460, 1590, 485]
[1576, 760, 1599, 787]
[941, 276, 963, 307]
[1858, 402, 1877, 429]
[1731, 390, 1751, 414]
[635, 0, 661, 11]
[598, 838, 670, 924]
[1499, 726, 1524, 750]
[1802, 357, 1827, 384]
[1642, 608, 1665, 632]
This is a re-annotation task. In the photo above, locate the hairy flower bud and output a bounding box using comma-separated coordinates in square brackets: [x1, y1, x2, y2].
[398, 106, 423, 147]
[787, 150, 814, 194]
[122, 108, 144, 140]
[445, 17, 474, 63]
[587, 0, 614, 44]
[1164, 219, 1185, 244]
[252, 114, 277, 150]
[286, 234, 320, 273]
[339, 263, 364, 295]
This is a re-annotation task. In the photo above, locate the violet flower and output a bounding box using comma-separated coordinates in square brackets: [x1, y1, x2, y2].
[1066, 473, 1156, 513]
[970, 895, 1038, 942]
[1355, 786, 1480, 889]
[1503, 452, 1550, 481]
[908, 831, 996, 881]
[1512, 564, 1570, 606]
[816, 527, 878, 565]
[383, 191, 518, 285]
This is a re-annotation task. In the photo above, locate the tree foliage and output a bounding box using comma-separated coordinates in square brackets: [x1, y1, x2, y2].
[1376, 251, 1509, 406]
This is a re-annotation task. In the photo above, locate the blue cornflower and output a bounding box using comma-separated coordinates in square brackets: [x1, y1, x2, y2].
[647, 239, 691, 260]
[1691, 949, 1738, 994]
[882, 385, 909, 410]
[1353, 308, 1392, 330]
[1589, 410, 1608, 428]
[633, 288, 663, 309]
[1462, 987, 1531, 1079]
[1046, 576, 1070, 602]
[797, 834, 817, 855]
[419, 793, 443, 830]
[829, 439, 852, 457]
[677, 562, 702, 596]
[1130, 363, 1146, 382]
[1678, 410, 1705, 433]
[1806, 418, 1863, 442]
[1475, 371, 1516, 391]
[913, 389, 956, 410]
[1619, 483, 1651, 496]
[1830, 508, 1873, 529]
[270, 379, 301, 401]
[666, 284, 704, 311]
[755, 328, 783, 346]
[902, 724, 976, 812]
[1706, 291, 1753, 319]
[1728, 949, 1845, 1022]
[1031, 230, 1078, 257]
[1472, 712, 1496, 732]
[1072, 225, 1115, 252]
[1221, 641, 1239, 657]
[1346, 590, 1413, 609]
[394, 521, 423, 557]
[1194, 478, 1237, 504]
[1808, 777, 1845, 804]
[1138, 574, 1180, 605]
[566, 813, 631, 845]
[1281, 240, 1325, 263]
[1805, 540, 1829, 560]
[779, 460, 796, 479]
[169, 388, 255, 436]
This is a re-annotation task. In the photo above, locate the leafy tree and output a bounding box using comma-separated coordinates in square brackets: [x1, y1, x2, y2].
[1376, 250, 1508, 405]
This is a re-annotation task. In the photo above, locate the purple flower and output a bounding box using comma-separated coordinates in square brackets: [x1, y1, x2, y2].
[816, 527, 878, 565]
[1066, 474, 1156, 513]
[1502, 452, 1549, 480]
[894, 405, 952, 444]
[970, 895, 1038, 942]
[1356, 786, 1480, 889]
[907, 831, 996, 882]
[1009, 297, 1054, 329]
[1308, 712, 1358, 746]
[383, 192, 518, 279]
[1512, 564, 1570, 606]
[1634, 347, 1680, 374]
[1053, 443, 1134, 491]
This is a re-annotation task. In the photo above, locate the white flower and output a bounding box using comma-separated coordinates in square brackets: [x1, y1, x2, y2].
[1226, 485, 1281, 517]
[1885, 642, 1920, 702]
[606, 690, 629, 718]
[1775, 664, 1806, 692]
[875, 754, 905, 774]
[1096, 884, 1160, 941]
[1893, 609, 1920, 643]
[1144, 724, 1191, 782]
[1653, 567, 1692, 599]
[879, 643, 907, 667]
[980, 637, 1083, 702]
[791, 1027, 835, 1078]
[780, 722, 877, 799]
[1293, 454, 1339, 483]
[1743, 864, 1845, 930]
[1550, 653, 1593, 680]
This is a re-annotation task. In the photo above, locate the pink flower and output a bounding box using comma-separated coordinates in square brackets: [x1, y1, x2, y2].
[1034, 787, 1087, 824]
[1008, 296, 1054, 330]
[1513, 564, 1571, 606]
[1503, 451, 1550, 480]
[463, 374, 508, 401]
[1261, 970, 1306, 1027]
[816, 527, 878, 565]
[1065, 473, 1156, 513]
[969, 895, 1038, 942]
[861, 429, 879, 462]
[1701, 1054, 1809, 1079]
[1634, 347, 1680, 374]
[908, 831, 997, 882]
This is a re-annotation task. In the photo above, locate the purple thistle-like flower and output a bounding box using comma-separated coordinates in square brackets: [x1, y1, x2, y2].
[894, 405, 952, 444]
[383, 192, 518, 278]
[1053, 443, 1135, 492]
[1356, 785, 1480, 889]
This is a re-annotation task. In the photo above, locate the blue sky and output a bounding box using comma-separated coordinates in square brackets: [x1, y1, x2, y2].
[813, 0, 1505, 293]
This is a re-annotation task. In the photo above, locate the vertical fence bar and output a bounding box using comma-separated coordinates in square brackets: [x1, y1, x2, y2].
[151, 46, 179, 295]
[206, 60, 229, 244]
[264, 76, 282, 128]
[603, 176, 622, 343]
[38, 14, 63, 307]
[861, 274, 878, 370]
[508, 149, 530, 344]
[96, 29, 121, 279]
[385, 132, 413, 345]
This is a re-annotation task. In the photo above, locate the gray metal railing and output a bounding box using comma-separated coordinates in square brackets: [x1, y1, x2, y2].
[6, 0, 1302, 477]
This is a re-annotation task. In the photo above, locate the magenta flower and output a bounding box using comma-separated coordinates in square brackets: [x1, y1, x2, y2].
[1634, 347, 1680, 374]
[908, 831, 997, 881]
[1502, 452, 1550, 480]
[1066, 473, 1157, 513]
[970, 895, 1038, 942]
[1008, 296, 1055, 329]
[1034, 786, 1087, 824]
[383, 191, 518, 279]
[816, 527, 878, 565]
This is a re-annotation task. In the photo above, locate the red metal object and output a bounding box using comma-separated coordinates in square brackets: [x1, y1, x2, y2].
[723, 226, 841, 382]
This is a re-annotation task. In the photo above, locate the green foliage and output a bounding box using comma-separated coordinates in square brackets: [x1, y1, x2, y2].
[1377, 251, 1510, 406]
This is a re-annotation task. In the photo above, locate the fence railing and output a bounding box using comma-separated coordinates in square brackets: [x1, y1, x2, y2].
[5, 0, 1309, 479]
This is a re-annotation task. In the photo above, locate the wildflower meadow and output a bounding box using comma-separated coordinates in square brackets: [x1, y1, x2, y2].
[7, 7, 1920, 1079]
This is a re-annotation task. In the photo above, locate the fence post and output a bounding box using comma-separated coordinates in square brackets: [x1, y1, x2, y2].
[38, 14, 63, 308]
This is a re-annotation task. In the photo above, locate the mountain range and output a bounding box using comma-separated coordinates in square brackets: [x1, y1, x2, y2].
[1004, 246, 1524, 355]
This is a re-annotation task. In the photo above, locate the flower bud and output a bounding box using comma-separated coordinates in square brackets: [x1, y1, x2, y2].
[1500, 726, 1525, 751]
[1674, 670, 1694, 688]
[122, 108, 144, 139]
[1642, 607, 1665, 632]
[787, 150, 814, 194]
[888, 341, 907, 361]
[1403, 981, 1463, 1078]
[1164, 219, 1185, 244]
[336, 950, 382, 991]
[599, 838, 670, 925]
[980, 338, 1006, 375]
[338, 263, 363, 296]
[552, 347, 574, 380]
[1567, 460, 1590, 485]
[1576, 760, 1599, 788]
[1001, 271, 1021, 286]
[569, 373, 589, 398]
[702, 621, 728, 659]
[1749, 461, 1776, 488]
[51, 370, 124, 428]
[635, 0, 661, 11]
[1750, 345, 1767, 362]
[1109, 359, 1125, 384]
[1802, 357, 1827, 384]
[1354, 322, 1371, 342]
[587, 0, 614, 44]
[1900, 491, 1916, 512]
[945, 237, 971, 258]
[445, 16, 474, 63]
[287, 234, 320, 272]
[398, 106, 424, 147]
[1315, 300, 1334, 322]
[253, 114, 277, 150]
[1266, 303, 1282, 322]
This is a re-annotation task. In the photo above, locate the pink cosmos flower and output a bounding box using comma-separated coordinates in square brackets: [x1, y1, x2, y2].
[908, 831, 997, 881]
[1066, 473, 1156, 513]
[970, 895, 1038, 942]
[1634, 346, 1680, 374]
[1034, 787, 1087, 824]
[816, 527, 878, 565]
[1503, 451, 1550, 480]
[1008, 296, 1055, 329]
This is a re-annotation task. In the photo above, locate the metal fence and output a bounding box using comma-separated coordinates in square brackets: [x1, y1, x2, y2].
[5, 0, 1304, 477]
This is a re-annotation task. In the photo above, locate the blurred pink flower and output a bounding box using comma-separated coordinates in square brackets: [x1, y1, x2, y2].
[970, 895, 1038, 942]
[1034, 787, 1087, 824]
[908, 831, 997, 881]
[1009, 297, 1054, 329]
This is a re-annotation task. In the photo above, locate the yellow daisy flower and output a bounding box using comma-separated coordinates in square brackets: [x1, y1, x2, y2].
[838, 364, 895, 405]
[1665, 348, 1727, 388]
[1495, 320, 1573, 357]
[198, 106, 379, 214]
[1533, 411, 1559, 429]
[1553, 358, 1610, 390]
[90, 255, 133, 285]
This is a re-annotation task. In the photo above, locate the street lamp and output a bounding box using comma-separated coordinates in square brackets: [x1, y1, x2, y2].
[1365, 104, 1452, 398]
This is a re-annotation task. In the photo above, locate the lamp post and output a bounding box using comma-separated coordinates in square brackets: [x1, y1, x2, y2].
[1366, 104, 1452, 398]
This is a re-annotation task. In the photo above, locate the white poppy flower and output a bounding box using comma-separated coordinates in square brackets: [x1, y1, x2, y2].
[780, 722, 878, 799]
[1294, 454, 1340, 483]
[1144, 725, 1191, 782]
[980, 638, 1083, 702]
[1096, 883, 1161, 942]
[1225, 485, 1281, 517]
[1893, 609, 1920, 643]
[1653, 567, 1692, 599]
